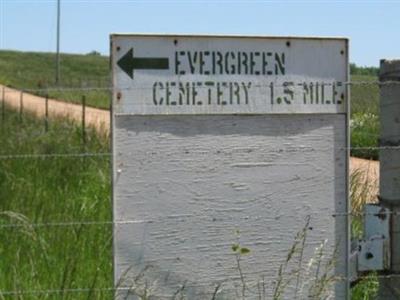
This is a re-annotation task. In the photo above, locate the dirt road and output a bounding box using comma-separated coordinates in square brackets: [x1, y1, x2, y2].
[1, 84, 379, 201]
[350, 157, 379, 202]
[1, 85, 109, 133]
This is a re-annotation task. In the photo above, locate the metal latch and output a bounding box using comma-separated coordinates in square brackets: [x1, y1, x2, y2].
[350, 204, 391, 283]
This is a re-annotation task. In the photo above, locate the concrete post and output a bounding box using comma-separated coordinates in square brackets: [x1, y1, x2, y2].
[377, 59, 400, 299]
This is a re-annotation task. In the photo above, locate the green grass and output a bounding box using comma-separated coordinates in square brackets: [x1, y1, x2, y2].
[0, 107, 112, 299]
[351, 75, 379, 116]
[0, 50, 109, 109]
[350, 111, 379, 160]
[350, 75, 379, 160]
[351, 274, 379, 300]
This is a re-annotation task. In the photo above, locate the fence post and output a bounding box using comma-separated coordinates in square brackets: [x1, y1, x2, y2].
[377, 59, 400, 299]
[45, 94, 49, 132]
[82, 95, 86, 147]
[19, 90, 23, 122]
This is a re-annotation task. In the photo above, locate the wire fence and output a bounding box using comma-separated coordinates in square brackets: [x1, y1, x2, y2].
[0, 80, 396, 298]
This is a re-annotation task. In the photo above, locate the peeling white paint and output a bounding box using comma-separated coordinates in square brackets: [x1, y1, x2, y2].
[112, 35, 349, 299]
[113, 115, 348, 299]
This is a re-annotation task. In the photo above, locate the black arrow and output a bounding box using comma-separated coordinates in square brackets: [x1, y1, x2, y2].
[117, 48, 169, 79]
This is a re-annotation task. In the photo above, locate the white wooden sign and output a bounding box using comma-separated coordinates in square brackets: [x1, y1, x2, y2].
[112, 34, 347, 115]
[112, 34, 349, 299]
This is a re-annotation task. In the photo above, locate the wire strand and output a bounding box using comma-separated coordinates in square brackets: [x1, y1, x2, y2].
[0, 145, 396, 161]
[1, 273, 400, 296]
[0, 152, 111, 160]
[3, 210, 400, 229]
[1, 80, 398, 94]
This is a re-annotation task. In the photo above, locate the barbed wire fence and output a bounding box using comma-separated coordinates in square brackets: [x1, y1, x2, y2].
[0, 80, 396, 298]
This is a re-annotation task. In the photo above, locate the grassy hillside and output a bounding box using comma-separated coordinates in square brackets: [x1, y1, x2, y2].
[0, 106, 112, 299]
[0, 50, 109, 108]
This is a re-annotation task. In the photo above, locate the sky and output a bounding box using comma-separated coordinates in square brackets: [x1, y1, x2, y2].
[1, 0, 400, 67]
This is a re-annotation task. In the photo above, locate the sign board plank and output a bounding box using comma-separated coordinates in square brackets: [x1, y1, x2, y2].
[111, 34, 349, 299]
[112, 35, 347, 115]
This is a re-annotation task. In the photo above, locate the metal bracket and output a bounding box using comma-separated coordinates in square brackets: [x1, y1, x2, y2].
[350, 204, 391, 283]
[358, 236, 390, 271]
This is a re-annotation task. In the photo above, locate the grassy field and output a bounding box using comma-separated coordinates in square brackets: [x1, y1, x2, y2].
[0, 50, 109, 109]
[0, 107, 112, 299]
[350, 75, 379, 160]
